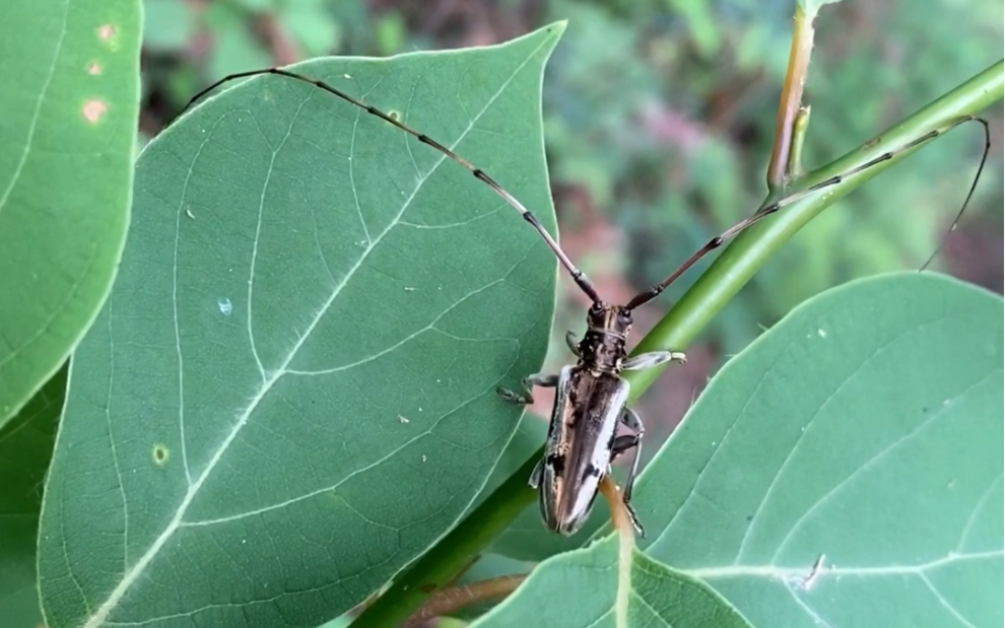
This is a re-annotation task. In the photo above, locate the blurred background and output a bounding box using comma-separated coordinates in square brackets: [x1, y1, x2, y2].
[139, 0, 1003, 455]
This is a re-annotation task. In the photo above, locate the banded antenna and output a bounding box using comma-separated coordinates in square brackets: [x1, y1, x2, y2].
[186, 69, 991, 312]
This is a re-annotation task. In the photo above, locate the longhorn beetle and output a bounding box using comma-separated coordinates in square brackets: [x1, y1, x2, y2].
[187, 67, 990, 537]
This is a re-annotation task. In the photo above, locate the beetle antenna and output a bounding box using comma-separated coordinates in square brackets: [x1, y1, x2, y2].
[624, 115, 991, 311]
[186, 68, 603, 304]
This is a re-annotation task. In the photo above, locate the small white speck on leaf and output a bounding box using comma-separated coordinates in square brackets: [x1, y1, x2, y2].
[218, 297, 233, 315]
[817, 328, 827, 338]
[404, 287, 415, 292]
[398, 415, 409, 424]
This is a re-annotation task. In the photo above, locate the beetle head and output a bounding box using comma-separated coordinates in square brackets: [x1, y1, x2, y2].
[586, 302, 633, 339]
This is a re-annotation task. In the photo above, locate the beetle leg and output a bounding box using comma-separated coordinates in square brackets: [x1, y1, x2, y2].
[623, 500, 645, 538]
[496, 372, 558, 405]
[611, 407, 646, 537]
[528, 457, 545, 489]
[612, 408, 645, 502]
[565, 330, 581, 356]
[621, 350, 686, 371]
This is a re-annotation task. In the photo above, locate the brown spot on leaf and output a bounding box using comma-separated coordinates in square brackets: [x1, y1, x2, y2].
[83, 100, 107, 123]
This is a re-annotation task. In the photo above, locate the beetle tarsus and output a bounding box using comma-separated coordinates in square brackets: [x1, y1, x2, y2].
[622, 350, 687, 371]
[625, 501, 645, 538]
[496, 386, 532, 405]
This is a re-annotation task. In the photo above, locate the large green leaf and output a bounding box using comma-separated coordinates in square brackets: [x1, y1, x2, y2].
[0, 0, 138, 425]
[639, 273, 1003, 627]
[0, 365, 65, 627]
[37, 24, 564, 628]
[472, 536, 755, 627]
[476, 272, 1002, 626]
[643, 272, 1003, 625]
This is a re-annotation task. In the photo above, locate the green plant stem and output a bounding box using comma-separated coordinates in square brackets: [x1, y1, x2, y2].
[350, 454, 538, 628]
[348, 58, 1003, 628]
[787, 106, 811, 178]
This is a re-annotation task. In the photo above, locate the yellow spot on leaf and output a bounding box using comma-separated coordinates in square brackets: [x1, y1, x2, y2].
[83, 100, 107, 123]
[152, 445, 170, 465]
[88, 62, 101, 75]
[98, 24, 116, 40]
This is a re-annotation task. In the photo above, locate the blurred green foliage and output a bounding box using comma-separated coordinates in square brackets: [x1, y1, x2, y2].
[140, 0, 1003, 441]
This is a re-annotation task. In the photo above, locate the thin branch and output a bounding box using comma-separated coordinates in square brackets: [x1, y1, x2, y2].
[405, 574, 526, 624]
[768, 4, 816, 190]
